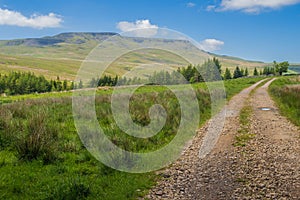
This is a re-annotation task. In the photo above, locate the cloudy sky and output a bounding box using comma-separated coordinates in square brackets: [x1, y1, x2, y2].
[0, 0, 299, 62]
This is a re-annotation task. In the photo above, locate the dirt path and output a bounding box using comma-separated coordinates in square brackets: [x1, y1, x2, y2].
[145, 78, 300, 199]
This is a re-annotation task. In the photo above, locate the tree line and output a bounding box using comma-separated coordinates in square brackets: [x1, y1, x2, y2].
[224, 61, 289, 80]
[0, 59, 290, 95]
[88, 59, 290, 87]
[90, 58, 222, 86]
[0, 72, 81, 95]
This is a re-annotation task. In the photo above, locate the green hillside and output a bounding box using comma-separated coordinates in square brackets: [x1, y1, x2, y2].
[0, 32, 268, 79]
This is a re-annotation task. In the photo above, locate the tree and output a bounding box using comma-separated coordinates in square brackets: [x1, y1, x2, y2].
[55, 76, 62, 91]
[69, 81, 75, 90]
[224, 68, 232, 80]
[0, 72, 52, 95]
[245, 68, 249, 76]
[233, 66, 243, 79]
[263, 66, 276, 76]
[240, 68, 245, 77]
[274, 61, 289, 76]
[253, 67, 259, 76]
[78, 80, 83, 89]
[198, 59, 222, 82]
[63, 80, 68, 91]
[213, 57, 222, 74]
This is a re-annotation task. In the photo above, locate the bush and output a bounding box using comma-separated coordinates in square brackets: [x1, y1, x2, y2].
[15, 110, 58, 164]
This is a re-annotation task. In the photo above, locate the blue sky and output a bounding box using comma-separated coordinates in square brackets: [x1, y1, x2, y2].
[0, 0, 300, 63]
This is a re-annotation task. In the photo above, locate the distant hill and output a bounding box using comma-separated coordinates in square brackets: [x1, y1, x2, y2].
[0, 32, 268, 80]
[1, 32, 118, 47]
[289, 65, 300, 74]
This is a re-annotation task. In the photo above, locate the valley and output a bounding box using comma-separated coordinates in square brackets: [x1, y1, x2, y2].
[0, 32, 299, 199]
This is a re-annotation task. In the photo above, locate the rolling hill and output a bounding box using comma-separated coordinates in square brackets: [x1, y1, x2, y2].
[0, 32, 268, 80]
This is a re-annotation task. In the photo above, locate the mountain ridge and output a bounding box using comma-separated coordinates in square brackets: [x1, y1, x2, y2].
[0, 32, 268, 80]
[1, 32, 118, 47]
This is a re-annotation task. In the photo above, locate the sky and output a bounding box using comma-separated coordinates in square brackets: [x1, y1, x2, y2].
[0, 0, 300, 63]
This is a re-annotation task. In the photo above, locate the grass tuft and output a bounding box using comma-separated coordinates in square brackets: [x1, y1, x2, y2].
[234, 104, 255, 147]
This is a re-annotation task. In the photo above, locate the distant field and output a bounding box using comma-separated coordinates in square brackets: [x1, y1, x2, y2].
[218, 57, 268, 75]
[0, 33, 268, 80]
[0, 54, 81, 80]
[0, 50, 268, 80]
[289, 65, 300, 74]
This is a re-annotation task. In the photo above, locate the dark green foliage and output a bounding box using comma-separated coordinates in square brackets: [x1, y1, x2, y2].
[90, 58, 222, 87]
[63, 80, 68, 90]
[233, 66, 250, 79]
[0, 72, 70, 95]
[263, 66, 276, 75]
[253, 67, 259, 76]
[233, 66, 243, 79]
[198, 58, 222, 82]
[0, 72, 51, 95]
[97, 75, 118, 86]
[240, 68, 245, 77]
[274, 61, 289, 76]
[148, 58, 222, 84]
[224, 68, 232, 80]
[70, 81, 75, 90]
[213, 57, 222, 74]
[245, 68, 249, 76]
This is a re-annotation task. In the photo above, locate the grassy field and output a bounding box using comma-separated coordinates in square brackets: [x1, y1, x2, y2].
[269, 76, 300, 126]
[0, 33, 269, 80]
[0, 77, 264, 199]
[0, 54, 81, 80]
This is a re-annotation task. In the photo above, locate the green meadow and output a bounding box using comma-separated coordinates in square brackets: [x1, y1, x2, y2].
[0, 77, 264, 199]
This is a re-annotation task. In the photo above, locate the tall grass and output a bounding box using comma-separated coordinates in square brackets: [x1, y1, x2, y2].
[269, 76, 300, 126]
[15, 110, 59, 164]
[0, 77, 264, 199]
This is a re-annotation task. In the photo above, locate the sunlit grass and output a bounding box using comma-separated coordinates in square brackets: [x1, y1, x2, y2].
[269, 76, 300, 126]
[0, 77, 264, 199]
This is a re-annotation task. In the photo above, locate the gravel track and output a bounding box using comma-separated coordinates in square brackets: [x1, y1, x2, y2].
[145, 79, 300, 200]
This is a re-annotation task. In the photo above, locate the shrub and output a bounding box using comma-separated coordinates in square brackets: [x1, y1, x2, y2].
[15, 110, 58, 164]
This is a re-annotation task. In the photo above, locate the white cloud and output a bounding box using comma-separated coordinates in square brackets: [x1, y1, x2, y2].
[116, 19, 158, 37]
[213, 0, 300, 13]
[186, 2, 196, 8]
[206, 5, 216, 11]
[199, 39, 224, 52]
[0, 8, 63, 29]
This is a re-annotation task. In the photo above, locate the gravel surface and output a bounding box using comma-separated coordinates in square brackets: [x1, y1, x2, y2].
[145, 79, 300, 200]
